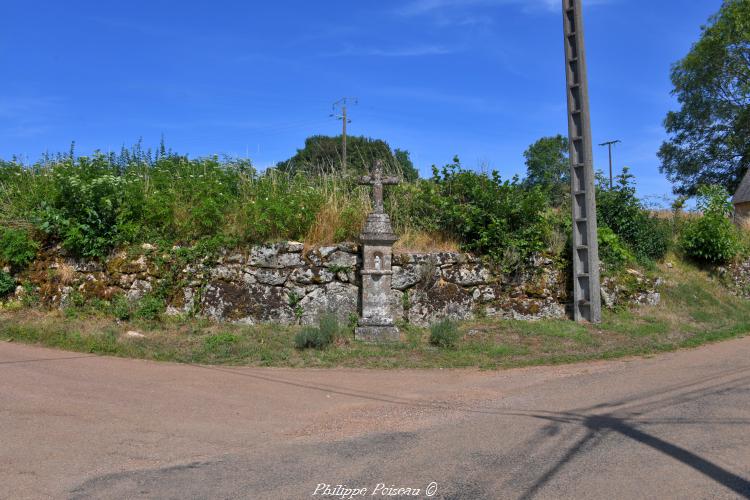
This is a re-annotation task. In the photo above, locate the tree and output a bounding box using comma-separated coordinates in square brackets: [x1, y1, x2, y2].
[658, 0, 750, 196]
[522, 135, 570, 206]
[597, 168, 671, 262]
[277, 135, 419, 180]
[394, 148, 419, 181]
[680, 185, 740, 263]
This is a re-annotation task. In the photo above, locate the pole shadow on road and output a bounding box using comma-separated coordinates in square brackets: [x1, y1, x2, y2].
[197, 363, 750, 498]
[506, 371, 750, 499]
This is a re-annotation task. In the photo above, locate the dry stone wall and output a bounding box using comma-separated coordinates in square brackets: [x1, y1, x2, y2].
[722, 258, 750, 299]
[17, 241, 659, 326]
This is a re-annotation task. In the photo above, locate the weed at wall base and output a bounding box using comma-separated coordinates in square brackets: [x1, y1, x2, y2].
[429, 320, 460, 349]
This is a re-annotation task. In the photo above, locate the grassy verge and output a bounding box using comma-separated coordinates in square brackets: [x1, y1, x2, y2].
[1, 259, 749, 369]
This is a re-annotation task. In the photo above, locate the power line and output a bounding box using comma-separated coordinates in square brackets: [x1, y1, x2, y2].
[330, 97, 357, 171]
[598, 139, 622, 189]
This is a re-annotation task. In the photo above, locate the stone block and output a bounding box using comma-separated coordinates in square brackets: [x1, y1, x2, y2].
[254, 268, 290, 286]
[290, 266, 334, 285]
[325, 251, 359, 269]
[407, 281, 474, 326]
[442, 263, 491, 286]
[201, 281, 294, 324]
[355, 325, 400, 343]
[298, 282, 358, 325]
[249, 243, 304, 268]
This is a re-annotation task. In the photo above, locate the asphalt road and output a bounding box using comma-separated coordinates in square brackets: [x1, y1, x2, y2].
[2, 338, 750, 500]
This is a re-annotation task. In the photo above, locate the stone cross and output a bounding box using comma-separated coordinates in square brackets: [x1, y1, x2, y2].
[359, 160, 399, 213]
[355, 159, 400, 342]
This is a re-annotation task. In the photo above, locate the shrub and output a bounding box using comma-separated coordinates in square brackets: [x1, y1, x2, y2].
[294, 313, 339, 349]
[597, 168, 671, 262]
[680, 185, 740, 264]
[69, 290, 86, 308]
[391, 158, 550, 268]
[598, 226, 634, 271]
[38, 154, 129, 258]
[294, 327, 322, 349]
[235, 171, 326, 243]
[429, 319, 460, 349]
[317, 313, 339, 341]
[0, 228, 39, 269]
[294, 327, 328, 349]
[134, 294, 165, 320]
[111, 295, 131, 321]
[0, 270, 15, 298]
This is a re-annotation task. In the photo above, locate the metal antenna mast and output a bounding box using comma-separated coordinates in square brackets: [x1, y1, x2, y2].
[599, 139, 621, 189]
[563, 0, 601, 323]
[331, 98, 357, 171]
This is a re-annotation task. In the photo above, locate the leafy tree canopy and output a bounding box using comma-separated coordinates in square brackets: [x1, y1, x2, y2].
[276, 135, 419, 181]
[658, 0, 750, 196]
[523, 134, 570, 206]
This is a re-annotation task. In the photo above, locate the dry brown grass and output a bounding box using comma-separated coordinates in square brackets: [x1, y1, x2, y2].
[394, 228, 460, 253]
[57, 262, 76, 285]
[650, 209, 700, 220]
[304, 194, 460, 253]
[650, 209, 674, 219]
[304, 190, 370, 246]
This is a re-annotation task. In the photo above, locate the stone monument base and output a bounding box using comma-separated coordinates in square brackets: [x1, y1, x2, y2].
[355, 325, 400, 343]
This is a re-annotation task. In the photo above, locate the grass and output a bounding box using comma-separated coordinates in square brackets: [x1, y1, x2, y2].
[1, 257, 749, 369]
[394, 228, 460, 253]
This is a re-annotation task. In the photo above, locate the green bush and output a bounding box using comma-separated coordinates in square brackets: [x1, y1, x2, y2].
[429, 319, 460, 349]
[111, 295, 131, 321]
[0, 228, 39, 269]
[134, 294, 165, 320]
[680, 185, 740, 264]
[391, 158, 550, 268]
[0, 143, 675, 271]
[37, 155, 129, 258]
[598, 226, 634, 271]
[597, 169, 671, 262]
[294, 327, 322, 349]
[318, 313, 339, 341]
[69, 290, 86, 308]
[294, 313, 339, 349]
[236, 171, 325, 243]
[0, 270, 15, 297]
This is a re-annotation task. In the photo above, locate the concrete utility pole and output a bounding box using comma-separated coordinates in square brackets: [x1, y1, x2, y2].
[599, 139, 621, 188]
[331, 98, 356, 171]
[562, 0, 602, 323]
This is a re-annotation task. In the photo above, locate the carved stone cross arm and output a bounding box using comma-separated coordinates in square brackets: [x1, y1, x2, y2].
[357, 175, 400, 185]
[359, 160, 400, 213]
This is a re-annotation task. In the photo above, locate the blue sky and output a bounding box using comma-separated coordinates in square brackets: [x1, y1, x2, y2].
[1, 0, 722, 203]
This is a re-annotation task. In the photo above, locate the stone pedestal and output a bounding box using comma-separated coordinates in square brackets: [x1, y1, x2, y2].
[355, 212, 400, 342]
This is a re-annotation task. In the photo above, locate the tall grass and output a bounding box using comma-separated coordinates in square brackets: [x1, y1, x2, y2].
[0, 150, 455, 256]
[3, 145, 613, 265]
[304, 181, 371, 246]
